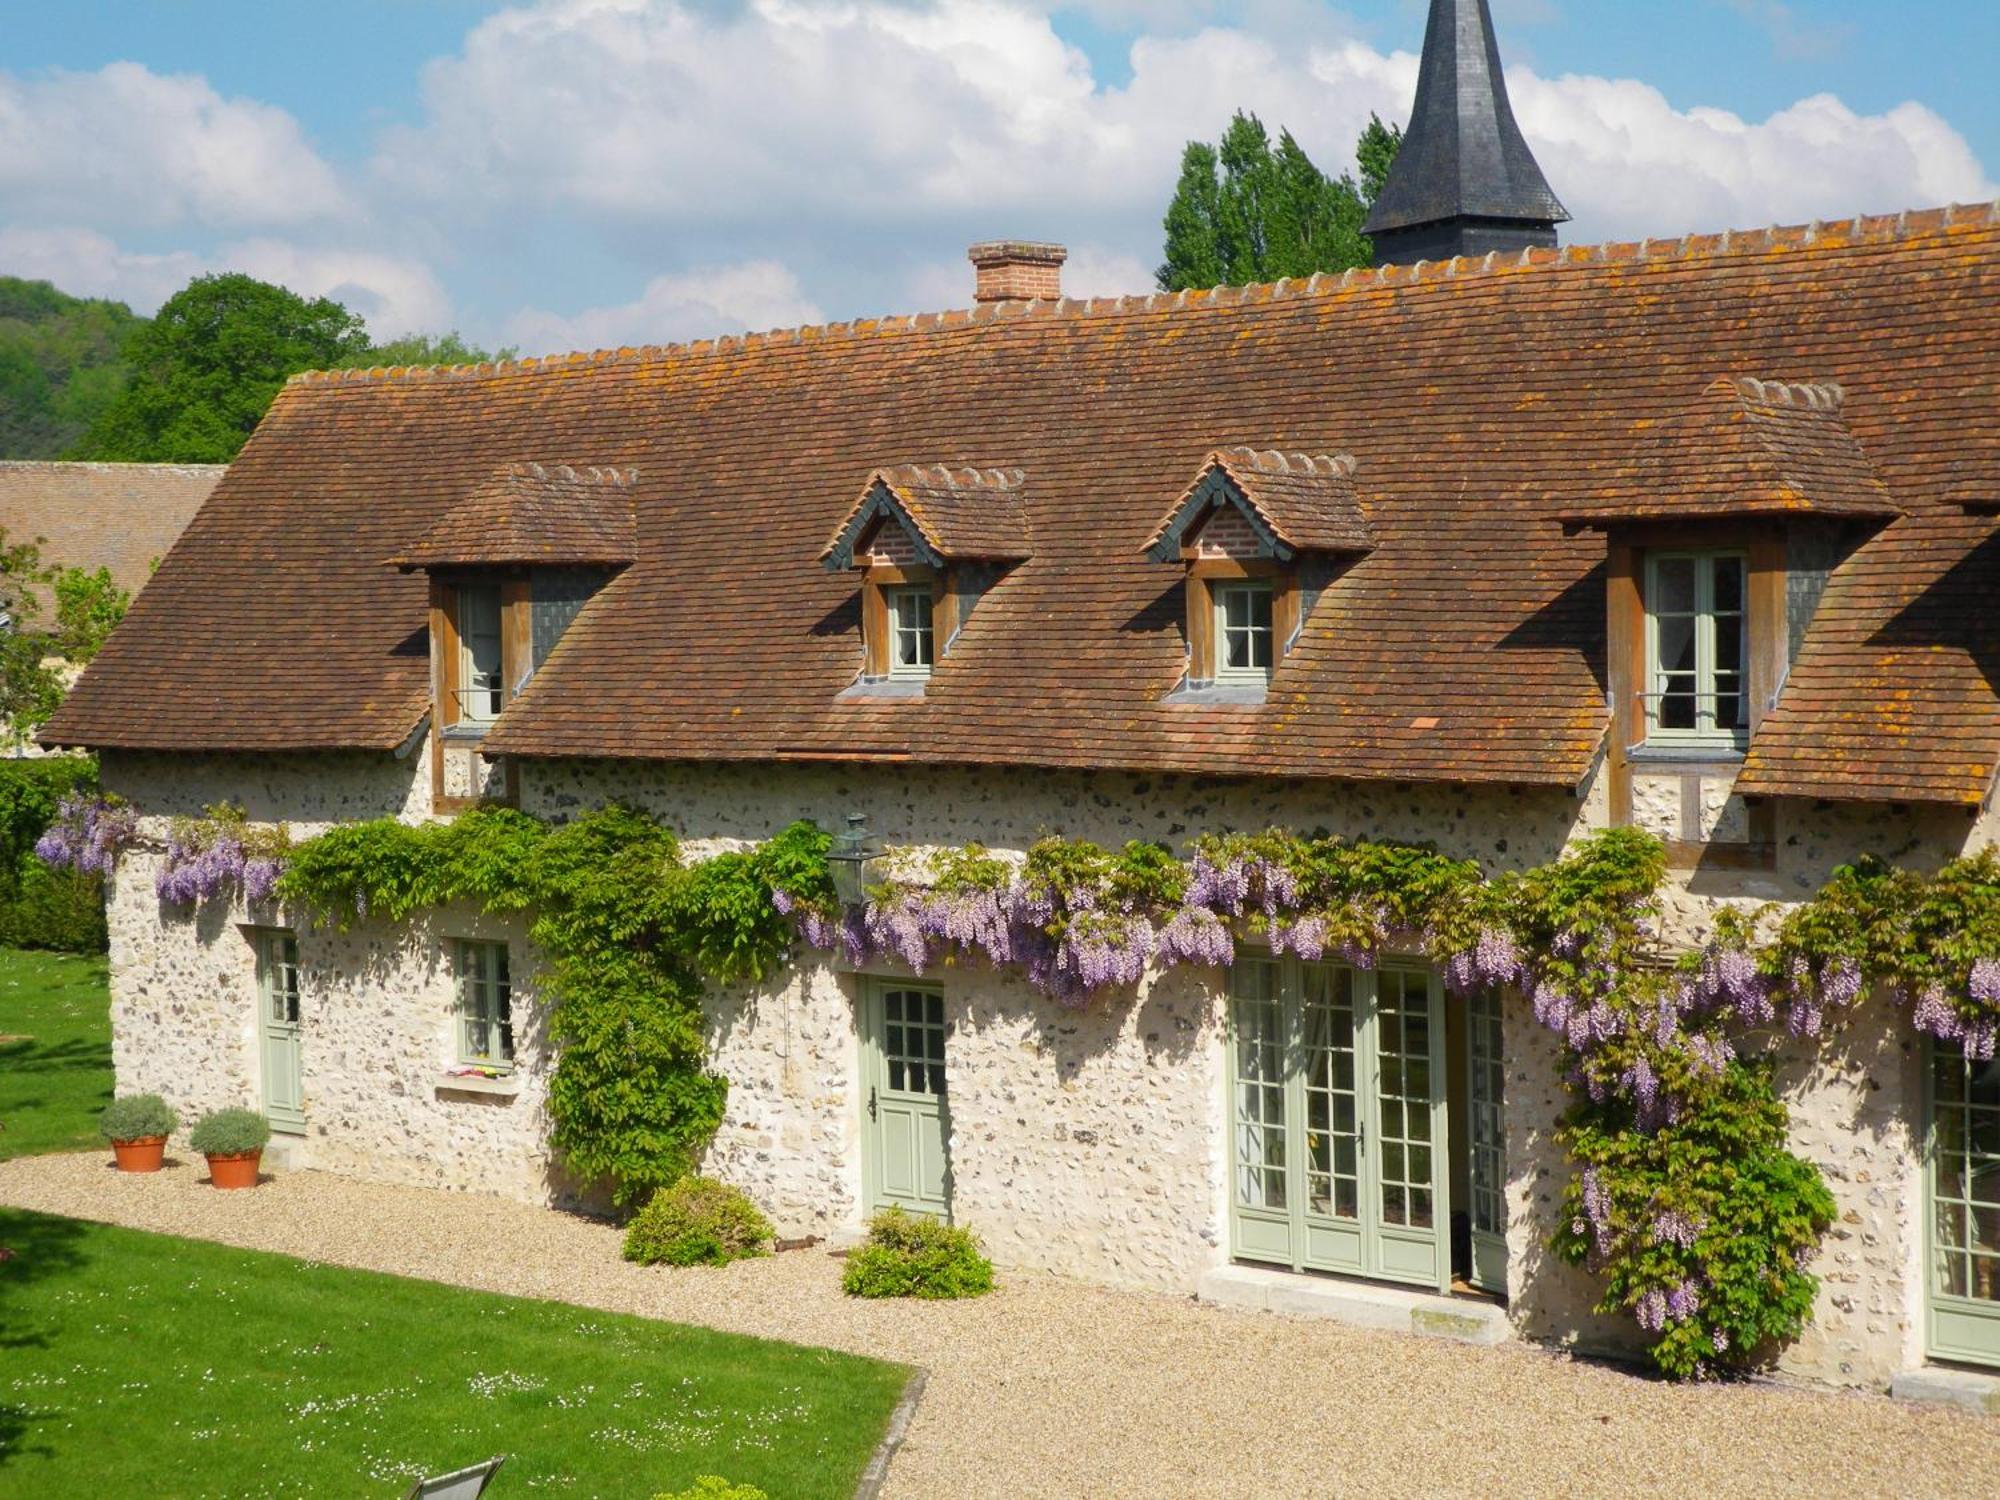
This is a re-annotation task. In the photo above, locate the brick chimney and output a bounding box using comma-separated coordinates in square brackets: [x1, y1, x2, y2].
[968, 241, 1067, 303]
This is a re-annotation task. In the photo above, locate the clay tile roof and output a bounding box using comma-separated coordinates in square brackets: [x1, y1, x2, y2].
[1559, 377, 1900, 526]
[0, 461, 223, 607]
[385, 462, 637, 570]
[38, 201, 2000, 803]
[1147, 448, 1374, 561]
[822, 465, 1030, 569]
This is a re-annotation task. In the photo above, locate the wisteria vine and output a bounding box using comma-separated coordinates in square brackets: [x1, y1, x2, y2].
[37, 794, 2000, 1378]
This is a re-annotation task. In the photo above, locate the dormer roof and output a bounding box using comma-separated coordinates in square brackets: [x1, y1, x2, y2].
[1147, 448, 1374, 562]
[822, 465, 1029, 570]
[1559, 378, 1900, 527]
[385, 463, 637, 571]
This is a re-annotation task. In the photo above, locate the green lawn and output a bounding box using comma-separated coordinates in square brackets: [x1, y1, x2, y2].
[0, 948, 112, 1160]
[0, 1209, 910, 1498]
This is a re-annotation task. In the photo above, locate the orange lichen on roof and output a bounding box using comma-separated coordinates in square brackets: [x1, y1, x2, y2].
[40, 202, 2000, 804]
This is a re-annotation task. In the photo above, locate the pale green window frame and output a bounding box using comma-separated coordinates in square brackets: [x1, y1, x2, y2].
[255, 928, 301, 1025]
[886, 586, 934, 680]
[1924, 1035, 2000, 1367]
[454, 939, 514, 1069]
[1643, 551, 1748, 749]
[1213, 581, 1274, 685]
[457, 583, 505, 725]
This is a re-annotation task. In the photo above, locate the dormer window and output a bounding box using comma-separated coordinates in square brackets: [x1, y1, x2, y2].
[887, 586, 935, 680]
[383, 461, 638, 811]
[1145, 448, 1375, 701]
[822, 465, 1030, 696]
[457, 582, 506, 724]
[1645, 551, 1746, 747]
[1214, 581, 1275, 684]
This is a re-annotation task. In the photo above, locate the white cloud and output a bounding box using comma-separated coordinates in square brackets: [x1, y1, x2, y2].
[506, 259, 823, 353]
[0, 62, 348, 230]
[372, 0, 1995, 324]
[0, 225, 449, 338]
[1722, 0, 1855, 63]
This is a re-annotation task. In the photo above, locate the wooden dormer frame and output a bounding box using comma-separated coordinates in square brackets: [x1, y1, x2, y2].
[1182, 555, 1301, 687]
[428, 569, 528, 812]
[860, 561, 948, 680]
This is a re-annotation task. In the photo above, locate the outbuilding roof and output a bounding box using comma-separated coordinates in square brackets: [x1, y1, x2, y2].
[41, 204, 2000, 805]
[0, 461, 223, 609]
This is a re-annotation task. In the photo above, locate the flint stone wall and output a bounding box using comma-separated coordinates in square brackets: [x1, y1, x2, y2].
[96, 747, 1999, 1387]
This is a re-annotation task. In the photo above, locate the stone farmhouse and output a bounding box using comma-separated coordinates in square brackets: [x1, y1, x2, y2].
[41, 0, 2000, 1391]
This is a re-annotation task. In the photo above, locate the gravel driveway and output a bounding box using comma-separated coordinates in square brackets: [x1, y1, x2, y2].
[2, 1151, 1993, 1499]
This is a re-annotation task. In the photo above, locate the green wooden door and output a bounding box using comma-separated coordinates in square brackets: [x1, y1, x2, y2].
[1465, 985, 1508, 1295]
[255, 929, 304, 1136]
[862, 983, 952, 1219]
[1230, 959, 1451, 1292]
[1925, 1036, 2000, 1366]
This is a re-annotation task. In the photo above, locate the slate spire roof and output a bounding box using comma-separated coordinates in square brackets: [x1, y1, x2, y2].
[1363, 0, 1569, 243]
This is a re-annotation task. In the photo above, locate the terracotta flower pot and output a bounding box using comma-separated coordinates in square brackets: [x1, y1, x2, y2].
[110, 1135, 167, 1173]
[204, 1150, 263, 1190]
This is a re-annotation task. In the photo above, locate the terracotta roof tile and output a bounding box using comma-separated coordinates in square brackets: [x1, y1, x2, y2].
[385, 462, 636, 570]
[1147, 448, 1374, 560]
[822, 465, 1029, 569]
[0, 461, 222, 607]
[41, 202, 2000, 802]
[1561, 377, 1900, 525]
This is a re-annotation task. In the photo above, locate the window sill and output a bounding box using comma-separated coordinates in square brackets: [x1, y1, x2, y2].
[1164, 679, 1267, 707]
[1628, 743, 1746, 768]
[441, 723, 495, 744]
[436, 1070, 520, 1098]
[837, 677, 928, 702]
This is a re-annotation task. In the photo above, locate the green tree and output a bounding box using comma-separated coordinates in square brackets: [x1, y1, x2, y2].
[49, 566, 128, 665]
[73, 274, 371, 463]
[0, 531, 62, 745]
[0, 278, 143, 459]
[1156, 112, 1404, 292]
[1356, 113, 1405, 208]
[334, 331, 513, 370]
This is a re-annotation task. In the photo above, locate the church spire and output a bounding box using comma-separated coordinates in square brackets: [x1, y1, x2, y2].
[1362, 0, 1570, 266]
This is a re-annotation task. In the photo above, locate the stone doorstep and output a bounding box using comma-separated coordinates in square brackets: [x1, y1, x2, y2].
[261, 1134, 309, 1172]
[1890, 1366, 2000, 1416]
[1197, 1263, 1511, 1347]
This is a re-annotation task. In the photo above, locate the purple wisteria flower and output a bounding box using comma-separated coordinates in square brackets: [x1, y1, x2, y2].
[1970, 956, 2000, 1007]
[35, 793, 137, 876]
[1665, 1279, 1702, 1322]
[1651, 1210, 1703, 1249]
[1635, 1289, 1668, 1332]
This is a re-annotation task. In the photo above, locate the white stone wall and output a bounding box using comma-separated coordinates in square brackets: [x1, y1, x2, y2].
[94, 744, 2000, 1387]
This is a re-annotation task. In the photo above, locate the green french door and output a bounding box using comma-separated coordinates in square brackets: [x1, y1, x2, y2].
[861, 982, 952, 1219]
[1230, 959, 1459, 1293]
[254, 928, 304, 1136]
[1465, 986, 1508, 1293]
[1925, 1037, 2000, 1366]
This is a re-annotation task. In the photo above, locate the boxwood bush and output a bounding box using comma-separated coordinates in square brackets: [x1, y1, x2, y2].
[622, 1176, 774, 1267]
[841, 1207, 994, 1300]
[187, 1108, 271, 1157]
[98, 1093, 178, 1143]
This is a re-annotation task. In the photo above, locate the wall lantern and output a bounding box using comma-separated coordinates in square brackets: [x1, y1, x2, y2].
[828, 812, 882, 909]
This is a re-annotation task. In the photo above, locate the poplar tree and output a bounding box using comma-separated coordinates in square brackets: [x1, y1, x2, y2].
[1157, 112, 1404, 292]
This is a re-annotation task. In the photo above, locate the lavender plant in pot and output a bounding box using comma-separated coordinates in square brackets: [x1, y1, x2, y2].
[188, 1108, 272, 1189]
[99, 1094, 178, 1173]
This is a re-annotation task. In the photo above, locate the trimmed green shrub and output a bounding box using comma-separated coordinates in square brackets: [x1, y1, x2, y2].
[187, 1108, 271, 1157]
[622, 1176, 774, 1268]
[98, 1093, 177, 1143]
[841, 1207, 994, 1300]
[651, 1480, 770, 1500]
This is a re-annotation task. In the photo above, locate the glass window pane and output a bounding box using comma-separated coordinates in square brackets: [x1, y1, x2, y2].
[1712, 555, 1745, 614]
[1656, 614, 1696, 675]
[1654, 557, 1696, 613]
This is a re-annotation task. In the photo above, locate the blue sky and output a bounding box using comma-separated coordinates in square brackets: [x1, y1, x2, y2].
[2, 1, 1994, 352]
